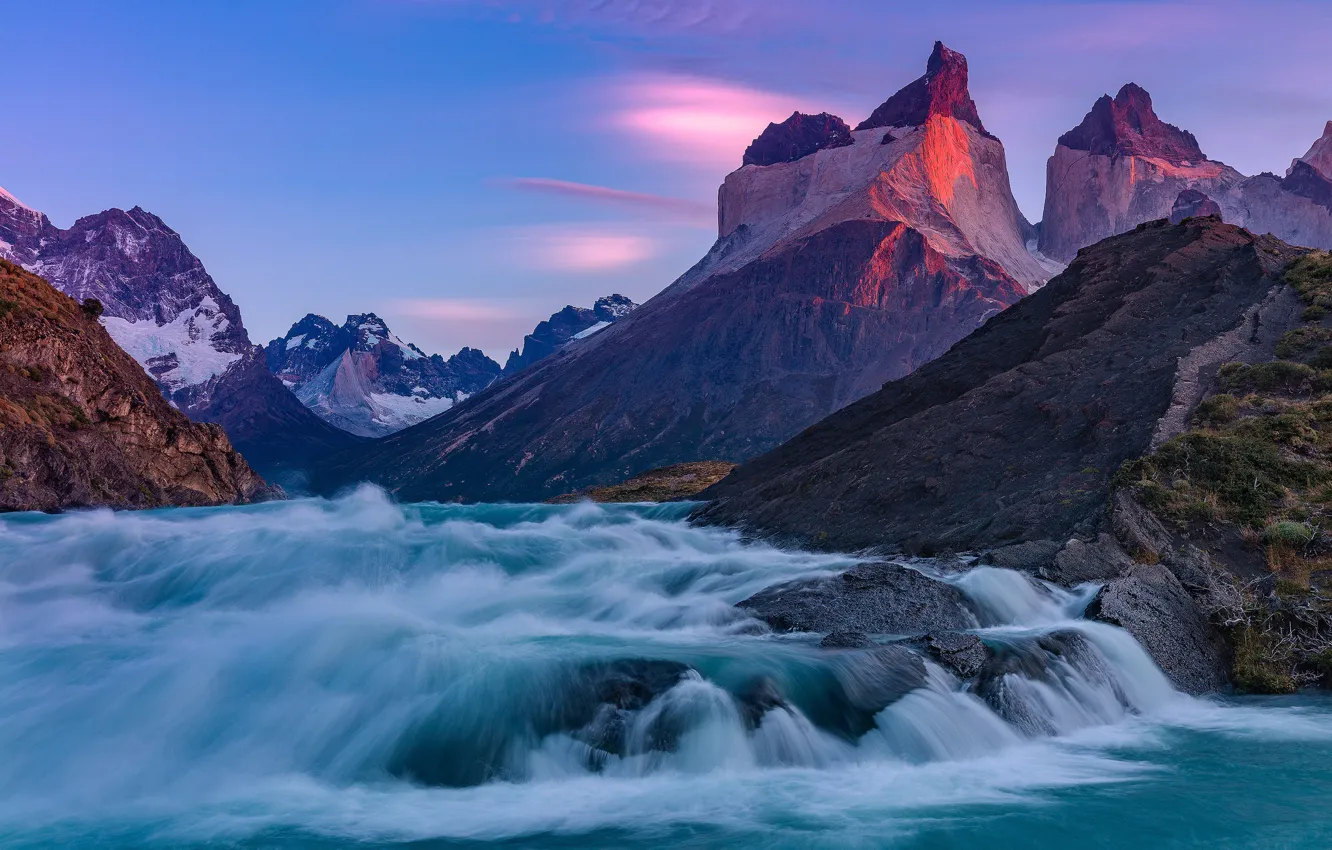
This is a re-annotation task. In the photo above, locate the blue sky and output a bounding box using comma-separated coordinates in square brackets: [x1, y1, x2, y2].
[3, 0, 1331, 358]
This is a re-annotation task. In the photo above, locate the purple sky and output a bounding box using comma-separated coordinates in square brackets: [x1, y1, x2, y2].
[3, 0, 1331, 359]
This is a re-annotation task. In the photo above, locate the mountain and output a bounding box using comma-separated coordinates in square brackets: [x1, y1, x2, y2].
[0, 187, 358, 476]
[265, 313, 501, 437]
[313, 42, 1055, 502]
[698, 216, 1303, 552]
[701, 218, 1332, 695]
[0, 258, 273, 511]
[501, 295, 637, 377]
[1039, 84, 1332, 261]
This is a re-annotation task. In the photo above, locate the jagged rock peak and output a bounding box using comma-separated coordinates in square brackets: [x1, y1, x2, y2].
[856, 42, 987, 135]
[742, 112, 854, 167]
[1169, 189, 1222, 223]
[1058, 83, 1204, 166]
[1291, 120, 1332, 180]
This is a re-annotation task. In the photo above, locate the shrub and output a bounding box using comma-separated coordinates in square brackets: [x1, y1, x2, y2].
[1194, 394, 1239, 426]
[1286, 251, 1332, 305]
[1304, 305, 1328, 322]
[80, 298, 104, 319]
[0, 298, 16, 320]
[1232, 626, 1298, 694]
[1264, 521, 1314, 547]
[1219, 361, 1316, 394]
[1277, 327, 1332, 359]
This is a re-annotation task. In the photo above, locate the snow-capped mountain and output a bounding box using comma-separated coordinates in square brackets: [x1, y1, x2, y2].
[0, 187, 358, 474]
[501, 294, 638, 377]
[266, 313, 501, 437]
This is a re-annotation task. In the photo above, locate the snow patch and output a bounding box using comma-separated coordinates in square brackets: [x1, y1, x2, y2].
[285, 334, 306, 350]
[572, 320, 612, 340]
[101, 296, 241, 390]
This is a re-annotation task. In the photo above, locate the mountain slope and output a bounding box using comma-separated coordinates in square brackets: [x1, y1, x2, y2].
[0, 188, 358, 474]
[0, 259, 273, 511]
[313, 42, 1053, 502]
[698, 217, 1305, 553]
[266, 313, 501, 437]
[1040, 85, 1332, 261]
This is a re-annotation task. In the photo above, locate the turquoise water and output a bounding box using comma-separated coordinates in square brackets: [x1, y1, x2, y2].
[0, 487, 1329, 849]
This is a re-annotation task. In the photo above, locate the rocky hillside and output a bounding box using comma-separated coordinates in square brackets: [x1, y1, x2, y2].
[1039, 85, 1332, 261]
[313, 42, 1053, 502]
[0, 186, 358, 475]
[0, 259, 273, 511]
[266, 313, 500, 437]
[501, 295, 636, 377]
[699, 218, 1332, 694]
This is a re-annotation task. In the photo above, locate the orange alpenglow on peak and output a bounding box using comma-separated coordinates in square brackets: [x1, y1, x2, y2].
[856, 41, 989, 137]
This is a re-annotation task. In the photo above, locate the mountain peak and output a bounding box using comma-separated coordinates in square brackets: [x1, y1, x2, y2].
[0, 184, 34, 213]
[1058, 83, 1204, 165]
[856, 41, 987, 135]
[743, 112, 853, 167]
[1290, 119, 1332, 180]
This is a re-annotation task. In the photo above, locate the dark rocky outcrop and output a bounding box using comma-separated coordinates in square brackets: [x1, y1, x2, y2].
[820, 630, 875, 649]
[1057, 83, 1205, 165]
[974, 630, 1123, 735]
[736, 561, 975, 636]
[1280, 160, 1332, 214]
[856, 41, 987, 136]
[1170, 189, 1223, 224]
[699, 218, 1305, 555]
[801, 646, 927, 739]
[922, 632, 991, 678]
[0, 259, 274, 511]
[742, 112, 853, 167]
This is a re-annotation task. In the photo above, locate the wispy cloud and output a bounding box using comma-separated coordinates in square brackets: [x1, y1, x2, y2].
[503, 177, 714, 224]
[499, 224, 659, 273]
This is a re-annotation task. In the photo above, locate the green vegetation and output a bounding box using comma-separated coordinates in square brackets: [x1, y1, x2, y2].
[1286, 250, 1332, 309]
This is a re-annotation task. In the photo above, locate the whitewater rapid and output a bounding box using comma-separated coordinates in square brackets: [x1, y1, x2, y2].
[1, 487, 1330, 849]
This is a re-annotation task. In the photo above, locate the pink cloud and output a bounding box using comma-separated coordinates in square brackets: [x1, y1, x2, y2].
[608, 73, 811, 169]
[504, 177, 713, 224]
[506, 225, 658, 273]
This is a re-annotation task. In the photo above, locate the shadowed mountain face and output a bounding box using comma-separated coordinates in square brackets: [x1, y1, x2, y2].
[1040, 86, 1332, 262]
[698, 218, 1305, 553]
[0, 187, 357, 475]
[266, 313, 501, 437]
[0, 259, 274, 511]
[501, 295, 637, 378]
[312, 43, 1052, 502]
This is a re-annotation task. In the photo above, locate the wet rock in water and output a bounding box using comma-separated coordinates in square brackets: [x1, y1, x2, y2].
[1087, 564, 1228, 694]
[923, 632, 991, 679]
[974, 630, 1121, 736]
[821, 630, 874, 648]
[737, 562, 975, 636]
[802, 645, 928, 739]
[735, 676, 789, 729]
[389, 658, 691, 786]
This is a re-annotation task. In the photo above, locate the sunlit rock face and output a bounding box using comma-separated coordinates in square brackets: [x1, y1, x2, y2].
[1040, 86, 1332, 261]
[0, 186, 357, 473]
[314, 43, 1056, 503]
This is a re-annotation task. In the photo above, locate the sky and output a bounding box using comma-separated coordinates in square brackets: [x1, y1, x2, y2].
[3, 0, 1331, 359]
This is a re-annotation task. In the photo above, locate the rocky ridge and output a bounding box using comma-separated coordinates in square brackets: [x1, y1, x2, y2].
[0, 258, 273, 511]
[501, 295, 637, 377]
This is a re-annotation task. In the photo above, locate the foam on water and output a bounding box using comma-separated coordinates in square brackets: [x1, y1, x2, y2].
[0, 488, 1330, 849]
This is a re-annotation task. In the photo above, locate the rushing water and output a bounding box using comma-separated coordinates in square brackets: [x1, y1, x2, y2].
[1, 487, 1330, 849]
